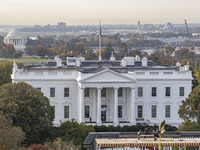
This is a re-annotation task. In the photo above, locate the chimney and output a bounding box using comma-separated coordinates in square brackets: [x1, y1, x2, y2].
[110, 52, 115, 61]
[54, 56, 62, 67]
[76, 58, 80, 67]
[142, 57, 148, 67]
[121, 57, 127, 67]
[135, 55, 140, 61]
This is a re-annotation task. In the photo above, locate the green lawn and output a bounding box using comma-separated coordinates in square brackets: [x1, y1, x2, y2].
[0, 56, 52, 64]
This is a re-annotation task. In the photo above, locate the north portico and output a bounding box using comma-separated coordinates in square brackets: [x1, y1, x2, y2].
[77, 68, 136, 126]
[11, 56, 193, 127]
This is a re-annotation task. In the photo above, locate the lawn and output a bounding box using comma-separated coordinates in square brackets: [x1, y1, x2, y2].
[0, 56, 52, 64]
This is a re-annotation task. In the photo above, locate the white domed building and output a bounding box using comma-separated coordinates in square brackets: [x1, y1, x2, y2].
[4, 29, 27, 51]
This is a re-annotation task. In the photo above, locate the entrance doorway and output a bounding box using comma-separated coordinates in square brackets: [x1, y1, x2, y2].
[101, 111, 106, 122]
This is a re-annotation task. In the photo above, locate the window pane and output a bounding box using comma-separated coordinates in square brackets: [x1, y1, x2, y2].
[166, 87, 170, 97]
[85, 88, 90, 97]
[36, 87, 41, 91]
[85, 106, 90, 118]
[165, 105, 170, 118]
[50, 88, 55, 97]
[152, 87, 156, 97]
[118, 106, 122, 118]
[64, 106, 69, 118]
[138, 87, 143, 97]
[101, 88, 106, 97]
[151, 105, 156, 118]
[64, 88, 69, 97]
[118, 88, 123, 97]
[138, 105, 143, 118]
[52, 106, 55, 119]
[179, 87, 184, 96]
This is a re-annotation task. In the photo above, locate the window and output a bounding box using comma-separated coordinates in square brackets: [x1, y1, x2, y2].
[101, 88, 106, 97]
[138, 105, 143, 118]
[118, 88, 123, 97]
[52, 106, 55, 119]
[64, 88, 69, 97]
[64, 106, 69, 118]
[179, 87, 184, 96]
[151, 105, 157, 118]
[36, 87, 41, 91]
[152, 87, 157, 97]
[50, 88, 55, 97]
[165, 87, 170, 97]
[138, 87, 143, 97]
[165, 105, 170, 118]
[118, 106, 122, 118]
[85, 106, 90, 118]
[85, 88, 90, 97]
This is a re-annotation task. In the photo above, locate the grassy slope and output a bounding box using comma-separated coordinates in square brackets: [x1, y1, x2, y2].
[0, 56, 51, 64]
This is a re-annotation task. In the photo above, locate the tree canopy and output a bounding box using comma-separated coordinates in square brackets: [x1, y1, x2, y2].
[179, 67, 200, 123]
[0, 61, 13, 86]
[0, 115, 25, 149]
[0, 82, 54, 146]
[59, 120, 95, 149]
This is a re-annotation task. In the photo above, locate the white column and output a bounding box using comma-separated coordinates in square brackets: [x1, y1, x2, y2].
[130, 87, 136, 125]
[97, 88, 102, 126]
[79, 88, 85, 123]
[113, 87, 119, 126]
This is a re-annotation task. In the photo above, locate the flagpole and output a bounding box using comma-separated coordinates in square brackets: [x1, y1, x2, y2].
[99, 21, 102, 61]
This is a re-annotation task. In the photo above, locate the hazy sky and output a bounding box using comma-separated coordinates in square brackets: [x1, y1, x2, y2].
[0, 0, 200, 25]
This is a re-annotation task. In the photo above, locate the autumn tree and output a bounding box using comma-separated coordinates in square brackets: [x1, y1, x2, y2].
[85, 49, 97, 60]
[0, 115, 25, 149]
[75, 42, 86, 54]
[0, 82, 54, 145]
[0, 44, 16, 58]
[35, 46, 50, 57]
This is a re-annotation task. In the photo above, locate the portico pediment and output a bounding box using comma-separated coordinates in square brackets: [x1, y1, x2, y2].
[79, 68, 135, 83]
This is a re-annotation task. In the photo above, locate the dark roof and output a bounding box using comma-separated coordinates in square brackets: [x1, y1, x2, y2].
[25, 60, 177, 73]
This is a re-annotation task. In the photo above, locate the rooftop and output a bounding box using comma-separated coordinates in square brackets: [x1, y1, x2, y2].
[25, 57, 178, 73]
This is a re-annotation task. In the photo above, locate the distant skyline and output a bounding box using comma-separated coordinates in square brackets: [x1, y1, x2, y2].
[1, 0, 200, 25]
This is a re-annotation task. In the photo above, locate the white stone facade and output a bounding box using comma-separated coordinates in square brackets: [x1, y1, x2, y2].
[4, 29, 27, 51]
[11, 56, 193, 127]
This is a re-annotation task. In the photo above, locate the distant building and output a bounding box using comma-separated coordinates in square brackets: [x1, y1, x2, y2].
[57, 22, 67, 30]
[11, 55, 192, 127]
[4, 29, 27, 51]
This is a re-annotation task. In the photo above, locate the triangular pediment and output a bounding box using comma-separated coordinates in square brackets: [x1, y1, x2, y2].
[80, 69, 135, 83]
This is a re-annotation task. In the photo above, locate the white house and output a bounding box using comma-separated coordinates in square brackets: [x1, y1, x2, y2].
[11, 55, 193, 127]
[4, 29, 27, 51]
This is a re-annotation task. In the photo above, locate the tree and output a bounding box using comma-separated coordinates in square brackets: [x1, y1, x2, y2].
[178, 120, 200, 131]
[35, 46, 50, 57]
[59, 120, 95, 149]
[119, 42, 128, 53]
[0, 44, 16, 58]
[179, 67, 200, 123]
[0, 61, 13, 86]
[13, 51, 23, 58]
[0, 82, 54, 145]
[75, 42, 86, 54]
[85, 49, 97, 60]
[0, 115, 25, 149]
[25, 45, 35, 55]
[102, 44, 114, 60]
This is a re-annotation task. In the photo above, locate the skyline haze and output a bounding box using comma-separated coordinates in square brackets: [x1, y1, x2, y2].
[0, 0, 200, 25]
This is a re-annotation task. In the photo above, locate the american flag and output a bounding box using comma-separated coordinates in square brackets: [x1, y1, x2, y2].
[99, 21, 102, 37]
